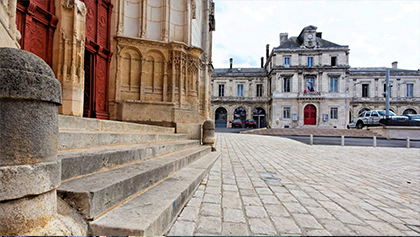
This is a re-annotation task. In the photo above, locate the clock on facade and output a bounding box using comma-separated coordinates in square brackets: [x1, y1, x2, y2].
[308, 34, 313, 39]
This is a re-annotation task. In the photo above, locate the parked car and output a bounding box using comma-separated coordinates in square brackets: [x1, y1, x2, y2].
[231, 119, 243, 128]
[404, 114, 420, 121]
[352, 110, 397, 129]
[245, 119, 257, 128]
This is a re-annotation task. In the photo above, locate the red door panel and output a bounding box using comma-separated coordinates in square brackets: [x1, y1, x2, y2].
[304, 104, 317, 125]
[16, 0, 57, 67]
[82, 0, 113, 120]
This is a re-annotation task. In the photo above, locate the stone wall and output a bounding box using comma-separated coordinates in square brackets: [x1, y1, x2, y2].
[0, 0, 20, 48]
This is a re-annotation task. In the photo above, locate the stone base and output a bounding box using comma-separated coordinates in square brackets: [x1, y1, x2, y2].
[176, 123, 202, 140]
[0, 161, 61, 200]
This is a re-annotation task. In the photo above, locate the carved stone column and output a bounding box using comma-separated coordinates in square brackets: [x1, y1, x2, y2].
[0, 48, 62, 235]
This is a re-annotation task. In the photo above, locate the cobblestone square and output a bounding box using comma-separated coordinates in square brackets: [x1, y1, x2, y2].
[169, 133, 420, 236]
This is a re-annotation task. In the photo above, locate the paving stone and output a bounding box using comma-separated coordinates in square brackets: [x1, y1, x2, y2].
[255, 187, 273, 195]
[244, 205, 268, 218]
[222, 222, 250, 236]
[283, 202, 308, 214]
[318, 219, 356, 236]
[186, 197, 202, 207]
[223, 184, 238, 192]
[242, 196, 263, 206]
[248, 218, 277, 235]
[168, 220, 195, 236]
[306, 206, 335, 220]
[195, 216, 222, 235]
[200, 203, 221, 217]
[292, 213, 323, 229]
[365, 220, 405, 235]
[265, 204, 290, 217]
[222, 191, 242, 209]
[297, 197, 322, 207]
[205, 186, 221, 195]
[178, 206, 200, 221]
[223, 208, 246, 223]
[304, 229, 332, 236]
[239, 188, 257, 197]
[202, 193, 221, 204]
[329, 209, 365, 225]
[370, 210, 404, 223]
[271, 216, 302, 235]
[260, 194, 281, 205]
[275, 193, 299, 203]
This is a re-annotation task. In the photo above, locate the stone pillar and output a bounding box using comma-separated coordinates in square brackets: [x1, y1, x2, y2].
[0, 48, 62, 235]
[202, 120, 215, 151]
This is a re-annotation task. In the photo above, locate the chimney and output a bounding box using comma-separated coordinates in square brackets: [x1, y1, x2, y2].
[261, 57, 264, 68]
[229, 58, 233, 69]
[266, 44, 270, 60]
[392, 61, 398, 69]
[316, 32, 322, 39]
[280, 33, 288, 44]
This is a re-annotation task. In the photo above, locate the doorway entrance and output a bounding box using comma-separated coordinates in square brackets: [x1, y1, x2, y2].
[253, 107, 266, 128]
[304, 104, 316, 125]
[215, 107, 228, 128]
[234, 107, 246, 128]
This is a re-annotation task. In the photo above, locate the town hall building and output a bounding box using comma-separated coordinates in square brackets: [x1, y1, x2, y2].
[211, 25, 420, 129]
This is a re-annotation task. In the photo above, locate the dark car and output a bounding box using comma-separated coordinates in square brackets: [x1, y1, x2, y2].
[231, 119, 243, 128]
[245, 119, 257, 128]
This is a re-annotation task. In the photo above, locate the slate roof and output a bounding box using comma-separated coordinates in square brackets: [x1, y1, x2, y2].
[349, 67, 420, 73]
[212, 68, 267, 77]
[276, 36, 345, 49]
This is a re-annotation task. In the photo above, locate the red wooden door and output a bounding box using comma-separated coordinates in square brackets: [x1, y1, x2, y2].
[304, 104, 317, 125]
[16, 0, 58, 67]
[82, 0, 113, 120]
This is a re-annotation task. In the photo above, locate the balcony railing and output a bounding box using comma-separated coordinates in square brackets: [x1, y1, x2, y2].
[297, 91, 324, 99]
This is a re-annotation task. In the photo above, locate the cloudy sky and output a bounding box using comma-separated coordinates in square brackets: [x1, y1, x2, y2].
[212, 0, 420, 70]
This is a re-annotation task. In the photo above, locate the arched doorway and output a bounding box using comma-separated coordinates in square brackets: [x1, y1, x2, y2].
[234, 107, 246, 128]
[403, 109, 417, 115]
[215, 107, 228, 128]
[304, 104, 316, 125]
[253, 107, 266, 128]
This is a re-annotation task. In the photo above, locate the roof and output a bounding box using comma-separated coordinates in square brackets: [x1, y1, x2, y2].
[349, 67, 420, 73]
[212, 68, 267, 77]
[275, 36, 346, 49]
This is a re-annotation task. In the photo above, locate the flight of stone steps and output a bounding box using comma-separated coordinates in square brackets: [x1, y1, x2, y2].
[57, 115, 220, 236]
[241, 127, 385, 138]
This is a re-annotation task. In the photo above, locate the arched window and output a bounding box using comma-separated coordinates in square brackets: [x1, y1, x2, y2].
[215, 107, 228, 128]
[403, 109, 417, 115]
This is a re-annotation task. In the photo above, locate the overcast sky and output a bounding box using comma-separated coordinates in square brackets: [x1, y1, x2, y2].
[212, 0, 420, 70]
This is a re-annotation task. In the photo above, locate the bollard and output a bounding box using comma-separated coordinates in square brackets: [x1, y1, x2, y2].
[341, 135, 345, 146]
[310, 134, 313, 146]
[373, 136, 377, 148]
[0, 48, 62, 235]
[407, 137, 410, 148]
[203, 120, 216, 151]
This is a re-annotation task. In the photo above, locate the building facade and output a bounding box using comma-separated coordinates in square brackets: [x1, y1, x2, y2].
[211, 25, 420, 129]
[211, 59, 270, 128]
[0, 0, 215, 137]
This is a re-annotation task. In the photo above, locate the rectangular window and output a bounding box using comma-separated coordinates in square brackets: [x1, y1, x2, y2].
[331, 56, 337, 66]
[307, 57, 313, 67]
[256, 84, 263, 97]
[362, 84, 369, 97]
[283, 78, 291, 92]
[237, 84, 244, 97]
[284, 107, 290, 119]
[383, 84, 391, 97]
[331, 108, 338, 119]
[330, 77, 338, 92]
[306, 78, 314, 92]
[218, 84, 224, 97]
[407, 84, 413, 97]
[284, 57, 290, 67]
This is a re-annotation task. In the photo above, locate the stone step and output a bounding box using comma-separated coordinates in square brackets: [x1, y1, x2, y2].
[59, 131, 189, 150]
[59, 115, 175, 133]
[89, 151, 221, 236]
[58, 145, 212, 220]
[60, 140, 201, 180]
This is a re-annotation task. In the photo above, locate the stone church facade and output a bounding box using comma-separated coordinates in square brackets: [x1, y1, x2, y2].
[211, 26, 420, 129]
[1, 0, 215, 137]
